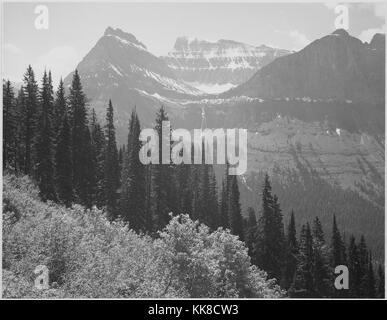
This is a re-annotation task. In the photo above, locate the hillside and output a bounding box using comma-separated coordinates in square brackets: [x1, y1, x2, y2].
[2, 174, 283, 298]
[224, 29, 385, 104]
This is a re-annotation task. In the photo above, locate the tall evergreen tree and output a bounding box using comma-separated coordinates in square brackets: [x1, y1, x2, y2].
[176, 164, 192, 217]
[152, 106, 176, 229]
[219, 162, 230, 229]
[272, 194, 285, 281]
[53, 78, 67, 134]
[207, 165, 219, 229]
[358, 235, 369, 297]
[330, 215, 347, 297]
[365, 254, 376, 298]
[3, 80, 17, 170]
[15, 88, 25, 172]
[90, 109, 105, 208]
[144, 162, 153, 229]
[311, 217, 332, 297]
[257, 174, 284, 282]
[120, 108, 148, 231]
[68, 70, 94, 207]
[36, 70, 56, 201]
[104, 100, 120, 218]
[118, 144, 126, 185]
[284, 210, 298, 289]
[331, 215, 347, 266]
[22, 65, 39, 174]
[197, 162, 218, 229]
[348, 235, 361, 297]
[54, 112, 73, 207]
[245, 207, 258, 265]
[290, 223, 314, 297]
[227, 174, 244, 241]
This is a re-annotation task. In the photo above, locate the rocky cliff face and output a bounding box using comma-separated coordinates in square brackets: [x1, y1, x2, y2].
[214, 29, 385, 205]
[162, 37, 290, 93]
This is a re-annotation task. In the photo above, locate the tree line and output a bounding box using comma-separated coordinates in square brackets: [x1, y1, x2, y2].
[3, 66, 384, 298]
[3, 67, 119, 211]
[244, 174, 384, 298]
[3, 66, 244, 237]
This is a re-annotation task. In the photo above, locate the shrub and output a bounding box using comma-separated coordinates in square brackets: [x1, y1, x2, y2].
[2, 174, 284, 298]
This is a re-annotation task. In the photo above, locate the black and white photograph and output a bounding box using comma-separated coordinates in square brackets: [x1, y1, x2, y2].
[1, 0, 386, 301]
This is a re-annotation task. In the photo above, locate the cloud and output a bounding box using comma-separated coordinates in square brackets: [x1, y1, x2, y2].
[358, 24, 386, 43]
[33, 46, 80, 86]
[289, 30, 311, 51]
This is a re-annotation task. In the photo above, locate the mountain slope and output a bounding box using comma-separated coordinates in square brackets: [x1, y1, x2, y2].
[162, 37, 290, 93]
[62, 27, 384, 258]
[64, 27, 203, 141]
[225, 29, 385, 104]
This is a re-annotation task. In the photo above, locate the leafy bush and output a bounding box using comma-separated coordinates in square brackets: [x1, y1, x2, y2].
[2, 174, 284, 298]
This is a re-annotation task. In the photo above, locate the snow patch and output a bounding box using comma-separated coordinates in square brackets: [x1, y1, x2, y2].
[185, 82, 237, 94]
[109, 63, 123, 77]
[106, 34, 147, 51]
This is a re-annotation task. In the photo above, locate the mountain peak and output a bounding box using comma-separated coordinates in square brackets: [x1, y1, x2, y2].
[173, 36, 206, 50]
[226, 28, 384, 104]
[104, 26, 147, 50]
[332, 29, 349, 37]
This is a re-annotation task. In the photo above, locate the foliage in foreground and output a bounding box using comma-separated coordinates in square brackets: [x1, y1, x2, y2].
[2, 174, 284, 298]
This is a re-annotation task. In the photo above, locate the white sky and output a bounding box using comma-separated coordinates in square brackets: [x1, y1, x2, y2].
[2, 1, 386, 86]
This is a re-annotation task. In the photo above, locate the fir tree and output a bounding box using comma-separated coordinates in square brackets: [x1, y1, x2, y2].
[53, 78, 67, 133]
[358, 235, 369, 297]
[90, 109, 105, 208]
[15, 88, 26, 172]
[3, 80, 17, 170]
[120, 108, 148, 231]
[257, 174, 284, 282]
[54, 112, 73, 207]
[208, 166, 219, 228]
[272, 194, 285, 282]
[311, 217, 332, 297]
[228, 174, 244, 241]
[219, 162, 230, 229]
[290, 223, 314, 297]
[152, 106, 176, 229]
[197, 163, 218, 229]
[330, 216, 347, 297]
[365, 254, 376, 298]
[245, 207, 258, 265]
[104, 100, 120, 218]
[68, 70, 94, 207]
[331, 215, 346, 266]
[176, 164, 192, 217]
[22, 65, 39, 174]
[36, 70, 56, 201]
[284, 210, 298, 289]
[347, 235, 361, 297]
